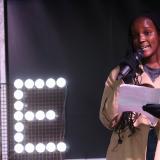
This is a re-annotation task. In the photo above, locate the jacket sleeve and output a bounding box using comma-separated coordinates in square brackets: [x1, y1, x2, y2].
[99, 67, 123, 129]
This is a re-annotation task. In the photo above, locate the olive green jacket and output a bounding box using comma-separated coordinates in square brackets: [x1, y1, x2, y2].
[99, 66, 160, 160]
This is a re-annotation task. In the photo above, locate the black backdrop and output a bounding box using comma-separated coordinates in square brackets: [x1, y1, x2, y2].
[6, 0, 160, 159]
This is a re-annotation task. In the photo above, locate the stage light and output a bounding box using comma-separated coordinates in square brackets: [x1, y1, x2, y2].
[57, 142, 67, 152]
[56, 77, 66, 88]
[35, 110, 45, 120]
[25, 143, 35, 153]
[46, 142, 56, 152]
[14, 90, 23, 100]
[35, 79, 44, 89]
[14, 122, 24, 132]
[14, 79, 24, 89]
[24, 79, 34, 89]
[35, 143, 45, 153]
[46, 110, 56, 120]
[14, 144, 24, 153]
[14, 101, 24, 111]
[14, 111, 24, 121]
[14, 133, 24, 143]
[46, 78, 56, 88]
[24, 111, 34, 121]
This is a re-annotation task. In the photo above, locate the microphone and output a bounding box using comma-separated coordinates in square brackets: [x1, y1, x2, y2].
[117, 49, 144, 80]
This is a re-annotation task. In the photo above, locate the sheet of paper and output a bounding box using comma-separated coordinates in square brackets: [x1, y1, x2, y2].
[118, 84, 159, 125]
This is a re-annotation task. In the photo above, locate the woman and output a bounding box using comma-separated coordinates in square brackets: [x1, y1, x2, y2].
[99, 13, 160, 160]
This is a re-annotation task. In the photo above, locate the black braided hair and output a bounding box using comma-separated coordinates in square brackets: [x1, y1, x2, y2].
[114, 112, 138, 144]
[114, 72, 141, 144]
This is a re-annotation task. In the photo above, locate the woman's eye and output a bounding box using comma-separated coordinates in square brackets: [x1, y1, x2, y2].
[144, 31, 151, 35]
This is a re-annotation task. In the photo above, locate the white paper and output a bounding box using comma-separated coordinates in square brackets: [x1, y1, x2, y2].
[118, 84, 159, 125]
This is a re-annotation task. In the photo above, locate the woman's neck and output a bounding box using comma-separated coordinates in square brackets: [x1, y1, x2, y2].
[144, 54, 160, 69]
[146, 62, 160, 69]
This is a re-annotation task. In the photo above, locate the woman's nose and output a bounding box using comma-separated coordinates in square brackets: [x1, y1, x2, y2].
[139, 34, 146, 42]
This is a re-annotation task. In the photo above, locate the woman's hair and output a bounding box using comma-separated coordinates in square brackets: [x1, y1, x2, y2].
[114, 11, 160, 144]
[114, 77, 140, 144]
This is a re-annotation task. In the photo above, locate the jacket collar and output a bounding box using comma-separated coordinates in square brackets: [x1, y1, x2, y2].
[137, 64, 160, 88]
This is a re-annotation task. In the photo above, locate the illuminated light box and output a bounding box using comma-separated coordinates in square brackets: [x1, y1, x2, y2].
[9, 78, 67, 160]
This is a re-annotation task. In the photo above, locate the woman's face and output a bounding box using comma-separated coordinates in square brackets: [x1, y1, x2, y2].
[131, 17, 160, 58]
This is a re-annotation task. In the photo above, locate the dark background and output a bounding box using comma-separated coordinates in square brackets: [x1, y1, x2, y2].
[6, 0, 160, 159]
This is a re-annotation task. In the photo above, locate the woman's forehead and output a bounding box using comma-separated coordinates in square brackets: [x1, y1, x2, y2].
[133, 17, 153, 25]
[131, 17, 156, 31]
